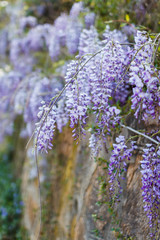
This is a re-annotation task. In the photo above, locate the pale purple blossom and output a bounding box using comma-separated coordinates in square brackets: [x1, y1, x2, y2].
[66, 20, 82, 55]
[88, 131, 102, 157]
[10, 38, 22, 62]
[20, 16, 37, 31]
[54, 13, 68, 46]
[35, 103, 57, 153]
[129, 31, 159, 121]
[103, 25, 128, 44]
[141, 145, 160, 237]
[122, 24, 137, 37]
[0, 30, 8, 56]
[21, 25, 47, 52]
[70, 2, 83, 18]
[48, 27, 60, 61]
[108, 136, 136, 198]
[78, 26, 100, 56]
[85, 12, 95, 29]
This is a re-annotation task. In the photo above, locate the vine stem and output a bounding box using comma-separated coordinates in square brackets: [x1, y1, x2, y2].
[121, 124, 159, 145]
[105, 19, 136, 28]
[33, 147, 42, 240]
[152, 33, 160, 64]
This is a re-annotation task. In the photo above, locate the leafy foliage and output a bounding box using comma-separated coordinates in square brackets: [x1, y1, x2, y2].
[0, 147, 28, 240]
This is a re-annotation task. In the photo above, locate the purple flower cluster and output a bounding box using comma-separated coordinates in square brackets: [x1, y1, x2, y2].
[20, 16, 37, 31]
[0, 68, 63, 141]
[129, 31, 160, 121]
[0, 71, 22, 120]
[56, 97, 69, 133]
[25, 75, 63, 137]
[65, 59, 90, 139]
[48, 27, 61, 61]
[62, 26, 134, 146]
[69, 2, 83, 19]
[64, 28, 132, 143]
[7, 2, 84, 72]
[0, 70, 22, 141]
[0, 29, 8, 56]
[89, 40, 128, 134]
[2, 8, 160, 157]
[10, 38, 22, 62]
[103, 25, 128, 44]
[141, 144, 160, 236]
[22, 25, 47, 52]
[66, 20, 82, 55]
[122, 24, 136, 37]
[78, 26, 100, 56]
[85, 12, 95, 29]
[35, 94, 69, 153]
[108, 136, 136, 198]
[54, 13, 68, 47]
[0, 2, 90, 143]
[88, 132, 102, 157]
[35, 102, 57, 153]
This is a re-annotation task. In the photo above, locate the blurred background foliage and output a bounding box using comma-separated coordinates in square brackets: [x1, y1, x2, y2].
[23, 0, 73, 23]
[0, 0, 157, 30]
[22, 0, 160, 31]
[83, 0, 160, 32]
[0, 143, 28, 239]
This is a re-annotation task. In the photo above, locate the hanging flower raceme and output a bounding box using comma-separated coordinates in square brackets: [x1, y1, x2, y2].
[141, 144, 160, 237]
[66, 20, 82, 55]
[129, 31, 159, 121]
[108, 136, 136, 199]
[89, 40, 129, 136]
[88, 131, 102, 157]
[69, 1, 83, 19]
[78, 26, 100, 56]
[20, 16, 37, 31]
[35, 102, 57, 153]
[65, 58, 91, 140]
[54, 13, 68, 47]
[85, 12, 95, 29]
[47, 26, 61, 61]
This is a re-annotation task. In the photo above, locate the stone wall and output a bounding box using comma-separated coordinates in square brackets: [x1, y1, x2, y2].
[21, 120, 159, 240]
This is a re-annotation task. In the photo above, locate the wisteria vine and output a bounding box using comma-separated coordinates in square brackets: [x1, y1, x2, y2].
[0, 1, 160, 239]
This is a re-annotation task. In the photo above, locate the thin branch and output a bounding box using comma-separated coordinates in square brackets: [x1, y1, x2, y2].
[34, 147, 42, 240]
[125, 134, 139, 145]
[105, 19, 135, 28]
[151, 130, 160, 138]
[152, 38, 160, 64]
[120, 43, 135, 46]
[121, 124, 159, 145]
